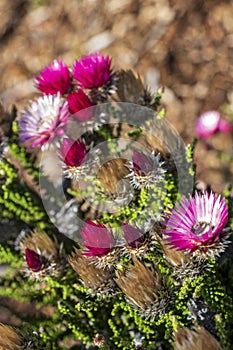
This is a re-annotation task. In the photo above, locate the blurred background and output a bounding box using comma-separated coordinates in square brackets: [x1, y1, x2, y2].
[0, 0, 232, 192]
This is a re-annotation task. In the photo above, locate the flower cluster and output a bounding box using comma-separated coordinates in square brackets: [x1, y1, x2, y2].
[19, 52, 115, 150]
[6, 51, 232, 349]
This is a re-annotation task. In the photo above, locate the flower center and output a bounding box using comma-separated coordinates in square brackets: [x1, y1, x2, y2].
[38, 113, 55, 133]
[191, 221, 214, 237]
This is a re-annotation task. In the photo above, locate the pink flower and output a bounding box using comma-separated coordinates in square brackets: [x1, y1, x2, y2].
[80, 220, 115, 257]
[195, 111, 232, 138]
[19, 94, 70, 149]
[73, 52, 112, 89]
[35, 60, 72, 95]
[162, 191, 228, 252]
[133, 151, 155, 174]
[59, 138, 87, 167]
[122, 224, 145, 248]
[25, 248, 43, 272]
[67, 90, 94, 121]
[128, 151, 165, 188]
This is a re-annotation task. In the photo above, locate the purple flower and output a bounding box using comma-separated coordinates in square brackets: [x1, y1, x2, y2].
[73, 52, 112, 89]
[25, 248, 43, 272]
[122, 224, 145, 248]
[80, 220, 115, 257]
[195, 110, 232, 138]
[19, 94, 69, 149]
[67, 90, 94, 121]
[162, 191, 228, 252]
[59, 138, 87, 167]
[35, 60, 72, 95]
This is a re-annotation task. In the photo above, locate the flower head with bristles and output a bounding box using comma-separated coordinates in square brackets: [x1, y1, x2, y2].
[73, 52, 112, 89]
[67, 90, 94, 121]
[21, 231, 66, 280]
[162, 191, 229, 257]
[80, 220, 115, 257]
[58, 137, 90, 181]
[18, 94, 69, 150]
[79, 220, 120, 269]
[122, 224, 151, 258]
[35, 59, 72, 95]
[127, 151, 165, 189]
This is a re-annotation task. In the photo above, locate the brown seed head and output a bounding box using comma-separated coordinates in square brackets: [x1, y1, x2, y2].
[69, 248, 115, 294]
[173, 326, 223, 350]
[97, 158, 129, 194]
[115, 259, 160, 309]
[114, 69, 152, 106]
[0, 323, 24, 349]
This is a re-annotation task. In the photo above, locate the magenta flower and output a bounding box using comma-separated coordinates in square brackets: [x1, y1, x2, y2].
[19, 94, 69, 149]
[128, 151, 165, 188]
[80, 220, 115, 257]
[133, 151, 155, 174]
[67, 90, 94, 121]
[35, 60, 72, 95]
[59, 138, 87, 167]
[122, 224, 145, 248]
[195, 110, 232, 138]
[73, 52, 112, 89]
[25, 248, 43, 272]
[162, 191, 228, 252]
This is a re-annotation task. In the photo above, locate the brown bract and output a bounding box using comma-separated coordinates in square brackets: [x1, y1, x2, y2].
[173, 326, 223, 350]
[69, 248, 116, 296]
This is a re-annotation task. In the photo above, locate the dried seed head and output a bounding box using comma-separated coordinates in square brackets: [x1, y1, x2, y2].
[97, 158, 130, 195]
[69, 248, 116, 295]
[114, 69, 153, 106]
[173, 326, 223, 350]
[157, 235, 209, 281]
[0, 323, 35, 349]
[0, 323, 23, 349]
[115, 259, 170, 319]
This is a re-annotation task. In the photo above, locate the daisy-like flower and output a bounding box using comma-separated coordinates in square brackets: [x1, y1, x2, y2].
[67, 90, 94, 121]
[35, 59, 72, 95]
[18, 94, 69, 149]
[59, 137, 88, 180]
[73, 52, 112, 89]
[163, 191, 229, 257]
[127, 150, 165, 188]
[195, 110, 233, 138]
